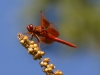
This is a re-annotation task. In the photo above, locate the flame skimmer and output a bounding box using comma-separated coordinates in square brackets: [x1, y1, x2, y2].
[26, 11, 77, 48]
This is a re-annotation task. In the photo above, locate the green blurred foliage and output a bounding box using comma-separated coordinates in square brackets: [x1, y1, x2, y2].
[22, 0, 100, 50]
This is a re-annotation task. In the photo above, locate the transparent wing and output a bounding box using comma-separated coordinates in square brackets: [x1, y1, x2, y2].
[40, 37, 54, 44]
[47, 24, 59, 37]
[40, 11, 50, 29]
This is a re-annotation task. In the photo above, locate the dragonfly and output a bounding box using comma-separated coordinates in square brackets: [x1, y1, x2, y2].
[26, 11, 77, 48]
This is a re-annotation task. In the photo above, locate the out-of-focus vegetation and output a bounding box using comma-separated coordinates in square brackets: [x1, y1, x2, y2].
[21, 0, 100, 51]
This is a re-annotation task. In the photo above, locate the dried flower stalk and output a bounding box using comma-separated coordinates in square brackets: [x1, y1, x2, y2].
[17, 33, 63, 75]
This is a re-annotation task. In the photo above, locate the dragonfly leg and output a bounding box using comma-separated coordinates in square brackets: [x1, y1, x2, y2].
[23, 32, 33, 39]
[30, 33, 34, 40]
[34, 34, 41, 46]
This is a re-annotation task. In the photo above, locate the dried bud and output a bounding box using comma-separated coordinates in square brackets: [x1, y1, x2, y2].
[40, 61, 48, 67]
[28, 48, 33, 54]
[40, 61, 44, 67]
[47, 64, 55, 69]
[33, 44, 38, 48]
[25, 44, 29, 48]
[34, 48, 39, 52]
[20, 40, 24, 44]
[44, 62, 48, 67]
[30, 41, 34, 45]
[37, 51, 42, 55]
[34, 54, 42, 60]
[17, 33, 63, 75]
[54, 70, 63, 75]
[29, 45, 34, 48]
[43, 67, 53, 73]
[43, 58, 50, 63]
[17, 33, 23, 40]
[40, 51, 45, 56]
[43, 68, 48, 73]
[47, 67, 53, 73]
[23, 36, 28, 41]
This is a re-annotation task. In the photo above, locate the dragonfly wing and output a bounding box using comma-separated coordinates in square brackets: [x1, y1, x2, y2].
[40, 11, 50, 29]
[47, 24, 59, 37]
[40, 37, 54, 44]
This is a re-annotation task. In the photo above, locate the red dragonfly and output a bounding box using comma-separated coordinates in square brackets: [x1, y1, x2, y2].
[26, 11, 77, 48]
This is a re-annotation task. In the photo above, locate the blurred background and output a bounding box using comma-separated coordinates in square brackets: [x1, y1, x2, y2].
[0, 0, 100, 75]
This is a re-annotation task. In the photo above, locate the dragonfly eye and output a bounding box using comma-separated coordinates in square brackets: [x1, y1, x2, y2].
[27, 24, 33, 32]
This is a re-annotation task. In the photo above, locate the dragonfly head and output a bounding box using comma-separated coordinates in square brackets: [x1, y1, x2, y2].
[27, 24, 34, 32]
